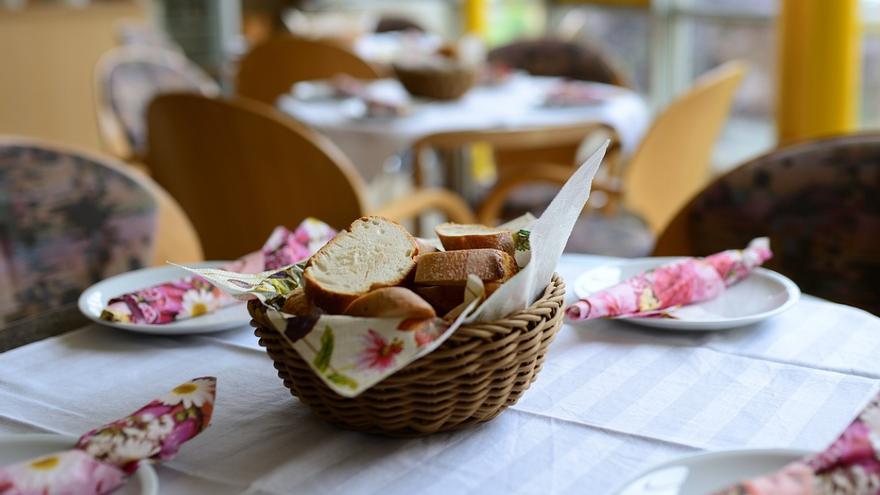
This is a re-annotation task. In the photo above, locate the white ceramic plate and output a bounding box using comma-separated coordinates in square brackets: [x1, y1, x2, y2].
[0, 434, 158, 495]
[614, 448, 810, 495]
[78, 262, 250, 335]
[572, 257, 800, 331]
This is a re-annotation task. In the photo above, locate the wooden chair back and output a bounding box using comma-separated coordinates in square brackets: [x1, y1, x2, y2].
[488, 38, 627, 87]
[411, 123, 615, 225]
[94, 45, 220, 161]
[413, 122, 612, 185]
[624, 61, 746, 234]
[0, 136, 202, 324]
[235, 35, 380, 105]
[654, 133, 880, 315]
[146, 93, 368, 259]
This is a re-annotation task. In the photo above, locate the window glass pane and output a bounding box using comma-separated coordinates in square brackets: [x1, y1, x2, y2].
[678, 0, 776, 16]
[679, 16, 776, 169]
[550, 6, 651, 92]
[862, 33, 880, 127]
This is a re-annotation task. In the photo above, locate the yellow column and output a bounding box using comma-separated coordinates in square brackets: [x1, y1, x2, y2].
[464, 0, 488, 37]
[777, 0, 861, 143]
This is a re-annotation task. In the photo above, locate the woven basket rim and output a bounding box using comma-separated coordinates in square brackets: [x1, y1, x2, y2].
[249, 274, 566, 435]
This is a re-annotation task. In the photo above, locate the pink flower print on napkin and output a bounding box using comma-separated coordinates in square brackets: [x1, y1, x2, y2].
[0, 449, 125, 495]
[714, 391, 880, 494]
[359, 330, 404, 371]
[566, 238, 772, 321]
[77, 377, 216, 474]
[101, 218, 337, 325]
[0, 377, 216, 495]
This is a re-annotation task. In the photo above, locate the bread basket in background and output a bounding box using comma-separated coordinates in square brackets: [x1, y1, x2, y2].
[249, 274, 564, 437]
[392, 62, 476, 101]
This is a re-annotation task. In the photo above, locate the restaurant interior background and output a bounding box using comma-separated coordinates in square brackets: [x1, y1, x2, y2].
[2, 0, 877, 167]
[4, 2, 880, 492]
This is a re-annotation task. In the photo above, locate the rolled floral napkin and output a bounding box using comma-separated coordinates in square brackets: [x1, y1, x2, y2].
[0, 377, 215, 495]
[713, 389, 880, 494]
[100, 218, 335, 325]
[566, 238, 772, 321]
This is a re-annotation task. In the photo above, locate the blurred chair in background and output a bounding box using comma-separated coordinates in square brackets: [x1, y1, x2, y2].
[622, 61, 745, 235]
[0, 137, 202, 324]
[488, 38, 627, 86]
[488, 38, 628, 195]
[145, 93, 474, 260]
[94, 46, 220, 162]
[655, 133, 880, 315]
[235, 36, 380, 105]
[409, 123, 618, 225]
[471, 61, 744, 256]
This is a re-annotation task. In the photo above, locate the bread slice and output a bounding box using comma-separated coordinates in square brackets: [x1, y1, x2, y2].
[304, 216, 418, 313]
[344, 287, 435, 319]
[435, 223, 515, 255]
[414, 248, 517, 287]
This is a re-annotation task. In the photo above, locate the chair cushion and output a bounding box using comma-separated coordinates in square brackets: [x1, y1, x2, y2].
[0, 144, 158, 324]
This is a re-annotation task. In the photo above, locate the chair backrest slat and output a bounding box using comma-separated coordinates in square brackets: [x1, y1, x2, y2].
[624, 61, 746, 234]
[236, 36, 380, 105]
[146, 93, 368, 260]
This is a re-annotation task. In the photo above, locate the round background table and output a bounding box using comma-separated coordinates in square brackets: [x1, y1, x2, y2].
[278, 74, 650, 183]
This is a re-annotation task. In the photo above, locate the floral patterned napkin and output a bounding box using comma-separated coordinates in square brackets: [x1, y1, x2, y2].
[566, 238, 773, 321]
[0, 377, 216, 495]
[714, 389, 880, 494]
[100, 218, 335, 325]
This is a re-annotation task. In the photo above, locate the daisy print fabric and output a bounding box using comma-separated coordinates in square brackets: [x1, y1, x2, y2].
[77, 377, 216, 473]
[566, 237, 773, 321]
[101, 218, 336, 325]
[0, 450, 125, 495]
[0, 377, 216, 495]
[715, 390, 880, 495]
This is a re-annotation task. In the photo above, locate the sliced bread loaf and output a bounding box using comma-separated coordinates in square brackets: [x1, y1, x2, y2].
[435, 223, 515, 255]
[304, 216, 418, 313]
[414, 248, 517, 287]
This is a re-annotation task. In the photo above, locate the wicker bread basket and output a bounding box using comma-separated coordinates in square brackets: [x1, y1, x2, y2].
[392, 63, 476, 100]
[249, 273, 565, 437]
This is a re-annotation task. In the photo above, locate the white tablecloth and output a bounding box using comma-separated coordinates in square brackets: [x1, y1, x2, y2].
[2, 254, 879, 494]
[278, 76, 650, 182]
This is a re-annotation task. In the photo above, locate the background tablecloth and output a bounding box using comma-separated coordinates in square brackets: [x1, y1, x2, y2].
[1, 254, 878, 494]
[278, 76, 650, 182]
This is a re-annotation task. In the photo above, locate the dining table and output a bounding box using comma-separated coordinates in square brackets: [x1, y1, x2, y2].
[277, 74, 650, 185]
[2, 253, 878, 494]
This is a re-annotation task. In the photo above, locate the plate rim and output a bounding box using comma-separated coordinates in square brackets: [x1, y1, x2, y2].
[571, 257, 801, 330]
[613, 446, 813, 495]
[77, 261, 250, 335]
[0, 433, 159, 495]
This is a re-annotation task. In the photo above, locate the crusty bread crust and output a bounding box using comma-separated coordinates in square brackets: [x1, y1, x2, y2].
[414, 248, 518, 287]
[435, 223, 515, 255]
[304, 216, 418, 313]
[282, 288, 315, 316]
[344, 287, 436, 319]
